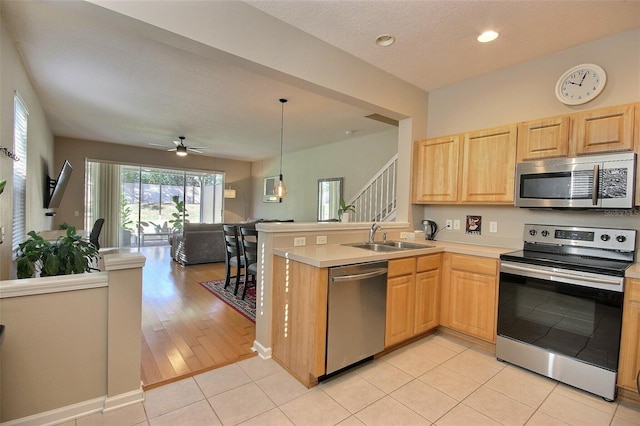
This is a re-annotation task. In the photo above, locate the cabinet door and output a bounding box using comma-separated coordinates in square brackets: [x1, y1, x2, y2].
[571, 104, 635, 156]
[618, 279, 640, 392]
[441, 254, 498, 343]
[415, 269, 440, 334]
[412, 136, 460, 203]
[517, 116, 569, 161]
[385, 273, 415, 347]
[460, 125, 517, 203]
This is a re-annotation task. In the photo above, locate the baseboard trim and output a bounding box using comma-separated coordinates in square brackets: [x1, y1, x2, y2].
[103, 387, 145, 413]
[252, 340, 272, 359]
[1, 397, 104, 426]
[1, 388, 145, 426]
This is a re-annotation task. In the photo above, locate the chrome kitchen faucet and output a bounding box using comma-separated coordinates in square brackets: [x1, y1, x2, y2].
[369, 223, 382, 243]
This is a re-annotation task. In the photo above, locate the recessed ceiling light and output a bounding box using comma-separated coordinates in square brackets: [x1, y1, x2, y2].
[477, 30, 499, 43]
[375, 34, 396, 47]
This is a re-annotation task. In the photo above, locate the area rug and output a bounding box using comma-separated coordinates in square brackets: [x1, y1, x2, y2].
[199, 279, 256, 323]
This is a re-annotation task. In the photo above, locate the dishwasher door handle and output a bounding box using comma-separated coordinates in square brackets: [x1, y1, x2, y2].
[331, 268, 388, 283]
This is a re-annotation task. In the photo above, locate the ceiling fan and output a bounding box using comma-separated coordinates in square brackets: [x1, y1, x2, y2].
[149, 136, 208, 156]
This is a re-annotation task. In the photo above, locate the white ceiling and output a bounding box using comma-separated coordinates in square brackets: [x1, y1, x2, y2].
[1, 0, 639, 162]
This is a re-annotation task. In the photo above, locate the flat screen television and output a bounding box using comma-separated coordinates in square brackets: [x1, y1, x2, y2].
[45, 160, 73, 209]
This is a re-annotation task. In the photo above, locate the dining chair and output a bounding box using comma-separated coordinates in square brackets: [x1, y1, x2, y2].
[222, 224, 244, 295]
[239, 226, 258, 300]
[89, 218, 105, 249]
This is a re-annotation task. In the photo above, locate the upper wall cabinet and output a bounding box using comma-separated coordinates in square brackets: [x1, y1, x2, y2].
[412, 135, 460, 203]
[412, 125, 517, 205]
[570, 104, 636, 156]
[460, 125, 517, 204]
[517, 116, 570, 162]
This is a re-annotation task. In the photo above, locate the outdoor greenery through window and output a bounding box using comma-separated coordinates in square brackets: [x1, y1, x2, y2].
[86, 161, 224, 248]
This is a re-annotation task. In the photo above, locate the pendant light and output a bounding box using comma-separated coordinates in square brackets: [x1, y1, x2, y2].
[274, 98, 288, 199]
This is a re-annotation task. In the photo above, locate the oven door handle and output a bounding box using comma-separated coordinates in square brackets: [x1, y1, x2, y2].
[501, 262, 623, 292]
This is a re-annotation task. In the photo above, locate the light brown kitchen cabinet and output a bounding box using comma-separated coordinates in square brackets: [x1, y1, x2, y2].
[272, 256, 327, 387]
[385, 254, 441, 347]
[460, 125, 517, 204]
[414, 254, 441, 334]
[517, 116, 570, 161]
[440, 253, 498, 343]
[412, 136, 460, 203]
[618, 278, 640, 393]
[571, 103, 636, 156]
[385, 257, 416, 347]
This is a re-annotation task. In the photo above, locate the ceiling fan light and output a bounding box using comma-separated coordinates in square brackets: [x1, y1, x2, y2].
[176, 145, 188, 156]
[477, 30, 499, 43]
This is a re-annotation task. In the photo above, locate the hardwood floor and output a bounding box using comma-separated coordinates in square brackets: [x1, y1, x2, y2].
[139, 245, 256, 390]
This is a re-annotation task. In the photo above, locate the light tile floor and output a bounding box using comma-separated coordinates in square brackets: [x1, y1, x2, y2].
[63, 333, 640, 426]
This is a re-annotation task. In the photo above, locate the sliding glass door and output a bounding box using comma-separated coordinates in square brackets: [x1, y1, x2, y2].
[86, 160, 224, 248]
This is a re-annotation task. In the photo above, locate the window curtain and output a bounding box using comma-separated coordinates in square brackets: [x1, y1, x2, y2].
[86, 161, 120, 247]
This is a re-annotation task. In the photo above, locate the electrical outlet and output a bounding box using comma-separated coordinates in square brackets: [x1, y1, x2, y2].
[446, 219, 453, 229]
[316, 235, 327, 245]
[400, 232, 407, 239]
[453, 220, 461, 230]
[490, 221, 498, 233]
[294, 237, 306, 247]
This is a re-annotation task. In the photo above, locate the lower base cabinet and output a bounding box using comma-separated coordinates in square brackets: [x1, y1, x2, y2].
[271, 256, 327, 387]
[440, 253, 498, 343]
[385, 254, 441, 347]
[618, 278, 640, 392]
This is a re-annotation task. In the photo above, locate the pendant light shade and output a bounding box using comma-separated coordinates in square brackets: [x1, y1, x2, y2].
[276, 98, 288, 199]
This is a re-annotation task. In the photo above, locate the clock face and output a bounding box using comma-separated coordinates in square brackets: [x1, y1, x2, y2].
[555, 64, 607, 105]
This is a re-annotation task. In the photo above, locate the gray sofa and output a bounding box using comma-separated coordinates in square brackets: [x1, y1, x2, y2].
[171, 219, 294, 266]
[171, 223, 226, 265]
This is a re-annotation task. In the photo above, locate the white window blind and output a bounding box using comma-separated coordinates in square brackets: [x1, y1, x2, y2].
[12, 93, 28, 252]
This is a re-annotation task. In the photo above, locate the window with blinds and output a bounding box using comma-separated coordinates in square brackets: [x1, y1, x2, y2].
[12, 93, 28, 253]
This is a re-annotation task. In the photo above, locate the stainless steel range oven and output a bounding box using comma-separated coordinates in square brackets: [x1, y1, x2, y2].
[497, 224, 636, 401]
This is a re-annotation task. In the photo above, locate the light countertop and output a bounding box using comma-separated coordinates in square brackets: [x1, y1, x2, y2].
[626, 263, 640, 279]
[272, 240, 512, 268]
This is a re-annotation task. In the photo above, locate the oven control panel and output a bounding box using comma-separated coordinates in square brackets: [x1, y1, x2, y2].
[524, 224, 636, 252]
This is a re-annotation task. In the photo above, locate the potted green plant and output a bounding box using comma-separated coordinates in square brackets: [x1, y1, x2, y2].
[338, 197, 356, 222]
[168, 195, 189, 233]
[15, 226, 100, 279]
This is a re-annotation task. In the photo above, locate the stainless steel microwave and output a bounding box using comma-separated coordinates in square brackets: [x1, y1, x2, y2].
[515, 152, 636, 209]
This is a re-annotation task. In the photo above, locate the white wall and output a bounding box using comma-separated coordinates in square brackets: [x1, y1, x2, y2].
[251, 128, 398, 222]
[0, 19, 55, 281]
[420, 29, 640, 248]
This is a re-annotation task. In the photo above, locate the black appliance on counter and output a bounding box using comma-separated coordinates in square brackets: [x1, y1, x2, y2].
[497, 224, 636, 401]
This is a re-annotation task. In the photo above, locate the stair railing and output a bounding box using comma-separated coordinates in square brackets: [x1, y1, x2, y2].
[347, 154, 398, 222]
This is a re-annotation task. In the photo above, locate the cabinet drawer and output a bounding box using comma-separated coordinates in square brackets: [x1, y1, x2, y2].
[417, 254, 441, 272]
[388, 257, 416, 277]
[627, 279, 640, 303]
[449, 253, 497, 276]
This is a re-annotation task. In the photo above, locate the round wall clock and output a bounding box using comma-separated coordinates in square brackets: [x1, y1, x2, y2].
[555, 63, 607, 105]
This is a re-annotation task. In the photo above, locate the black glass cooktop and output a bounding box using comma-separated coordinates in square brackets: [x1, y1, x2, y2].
[500, 250, 632, 277]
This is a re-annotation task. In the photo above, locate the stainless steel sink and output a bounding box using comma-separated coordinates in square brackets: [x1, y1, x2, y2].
[384, 241, 432, 249]
[346, 243, 403, 252]
[344, 241, 432, 252]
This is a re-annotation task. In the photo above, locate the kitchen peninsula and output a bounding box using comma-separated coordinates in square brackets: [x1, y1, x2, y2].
[257, 221, 512, 387]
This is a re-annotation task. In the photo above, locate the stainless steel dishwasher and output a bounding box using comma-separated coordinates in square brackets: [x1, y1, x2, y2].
[326, 261, 387, 375]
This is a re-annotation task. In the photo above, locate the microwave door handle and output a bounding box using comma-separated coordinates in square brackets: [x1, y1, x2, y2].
[592, 164, 600, 205]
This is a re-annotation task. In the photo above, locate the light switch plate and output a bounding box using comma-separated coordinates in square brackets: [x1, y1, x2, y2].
[316, 235, 327, 245]
[490, 221, 498, 233]
[294, 237, 306, 246]
[453, 220, 461, 230]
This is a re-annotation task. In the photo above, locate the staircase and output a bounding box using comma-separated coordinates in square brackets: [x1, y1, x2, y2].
[347, 154, 398, 222]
